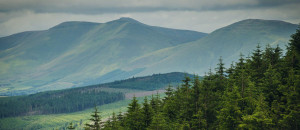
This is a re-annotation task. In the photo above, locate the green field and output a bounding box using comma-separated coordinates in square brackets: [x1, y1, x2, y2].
[0, 93, 165, 130]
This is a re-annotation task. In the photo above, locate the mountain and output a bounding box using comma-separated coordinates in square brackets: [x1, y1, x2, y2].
[0, 17, 206, 95]
[0, 18, 297, 96]
[125, 19, 298, 76]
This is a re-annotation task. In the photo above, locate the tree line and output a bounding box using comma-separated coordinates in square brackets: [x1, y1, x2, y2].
[0, 88, 124, 118]
[81, 26, 300, 130]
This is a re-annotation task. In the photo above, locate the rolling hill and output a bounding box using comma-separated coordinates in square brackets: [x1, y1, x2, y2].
[0, 18, 206, 95]
[125, 19, 298, 76]
[0, 18, 297, 96]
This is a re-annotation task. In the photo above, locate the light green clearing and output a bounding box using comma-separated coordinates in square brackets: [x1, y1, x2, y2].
[0, 93, 166, 130]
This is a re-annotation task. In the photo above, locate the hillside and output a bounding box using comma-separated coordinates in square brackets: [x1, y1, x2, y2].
[90, 27, 300, 130]
[0, 72, 192, 118]
[0, 18, 206, 95]
[0, 18, 297, 96]
[126, 19, 298, 76]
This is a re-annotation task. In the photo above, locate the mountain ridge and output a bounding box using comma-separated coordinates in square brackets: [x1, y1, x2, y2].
[0, 18, 206, 95]
[125, 19, 298, 76]
[0, 18, 297, 96]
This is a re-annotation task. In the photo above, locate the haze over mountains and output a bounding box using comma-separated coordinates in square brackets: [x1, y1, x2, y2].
[0, 17, 297, 95]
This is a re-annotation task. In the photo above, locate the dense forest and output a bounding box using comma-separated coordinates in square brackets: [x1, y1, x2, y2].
[81, 26, 300, 130]
[86, 72, 194, 91]
[0, 72, 191, 119]
[0, 88, 124, 118]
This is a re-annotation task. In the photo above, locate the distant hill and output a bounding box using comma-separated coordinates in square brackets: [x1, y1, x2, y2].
[87, 72, 194, 91]
[127, 19, 298, 76]
[0, 18, 297, 96]
[0, 72, 192, 118]
[0, 18, 206, 95]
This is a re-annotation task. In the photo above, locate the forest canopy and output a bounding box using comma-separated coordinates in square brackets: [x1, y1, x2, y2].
[83, 25, 300, 130]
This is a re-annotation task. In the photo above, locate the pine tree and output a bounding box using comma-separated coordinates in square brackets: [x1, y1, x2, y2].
[279, 25, 300, 129]
[198, 71, 217, 129]
[217, 85, 242, 129]
[103, 119, 112, 130]
[240, 94, 273, 129]
[117, 111, 123, 121]
[125, 96, 143, 130]
[85, 106, 102, 130]
[286, 25, 300, 70]
[179, 76, 192, 122]
[262, 64, 281, 106]
[67, 122, 75, 130]
[249, 44, 264, 85]
[106, 112, 118, 130]
[164, 84, 174, 101]
[141, 97, 153, 128]
[191, 75, 201, 114]
[148, 112, 168, 130]
[216, 56, 225, 77]
[162, 88, 177, 122]
[190, 109, 206, 129]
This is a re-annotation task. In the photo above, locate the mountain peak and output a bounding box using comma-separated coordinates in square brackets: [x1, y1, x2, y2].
[232, 19, 295, 27]
[118, 17, 140, 22]
[214, 19, 297, 33]
[50, 21, 100, 30]
[108, 17, 142, 24]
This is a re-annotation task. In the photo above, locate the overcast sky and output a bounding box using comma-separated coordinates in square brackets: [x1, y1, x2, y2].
[0, 0, 299, 37]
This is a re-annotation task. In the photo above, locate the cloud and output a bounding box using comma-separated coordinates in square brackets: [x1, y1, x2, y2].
[0, 0, 299, 37]
[0, 0, 299, 14]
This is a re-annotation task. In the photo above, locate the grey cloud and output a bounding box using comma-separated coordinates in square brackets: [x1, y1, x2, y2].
[0, 0, 299, 37]
[0, 0, 299, 14]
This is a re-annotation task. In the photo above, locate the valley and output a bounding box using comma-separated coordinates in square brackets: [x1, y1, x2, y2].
[0, 17, 299, 129]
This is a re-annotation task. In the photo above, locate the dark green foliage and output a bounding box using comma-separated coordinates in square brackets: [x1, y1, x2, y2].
[67, 122, 75, 130]
[141, 97, 153, 128]
[85, 106, 102, 130]
[125, 96, 143, 130]
[101, 26, 300, 130]
[0, 88, 124, 118]
[99, 72, 194, 91]
[0, 72, 194, 118]
[101, 112, 118, 130]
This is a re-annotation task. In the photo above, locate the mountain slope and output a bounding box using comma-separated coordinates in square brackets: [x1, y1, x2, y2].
[126, 19, 298, 76]
[0, 72, 192, 118]
[0, 18, 206, 95]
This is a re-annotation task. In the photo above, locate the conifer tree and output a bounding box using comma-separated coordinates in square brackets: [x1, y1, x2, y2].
[179, 76, 192, 122]
[191, 75, 201, 114]
[216, 56, 225, 77]
[279, 25, 300, 129]
[102, 112, 118, 130]
[240, 94, 273, 129]
[85, 106, 102, 130]
[141, 97, 153, 128]
[286, 25, 300, 70]
[198, 71, 217, 129]
[67, 122, 75, 130]
[164, 84, 174, 101]
[217, 85, 242, 129]
[262, 64, 281, 105]
[125, 96, 142, 130]
[162, 87, 177, 122]
[249, 44, 265, 85]
[148, 112, 168, 130]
